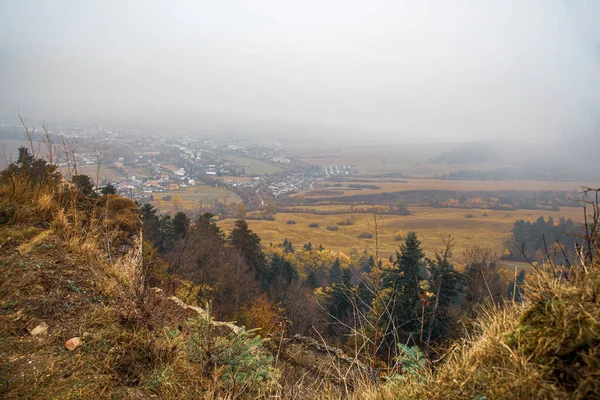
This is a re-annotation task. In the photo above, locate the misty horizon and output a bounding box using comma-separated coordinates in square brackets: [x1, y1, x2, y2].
[1, 1, 600, 143]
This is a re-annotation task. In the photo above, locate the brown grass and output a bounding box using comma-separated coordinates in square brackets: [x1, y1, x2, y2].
[219, 206, 583, 261]
[153, 185, 241, 214]
[291, 178, 596, 199]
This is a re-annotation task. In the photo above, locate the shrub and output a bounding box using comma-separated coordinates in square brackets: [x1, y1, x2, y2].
[308, 222, 319, 228]
[481, 210, 489, 217]
[326, 225, 339, 231]
[358, 232, 373, 239]
[337, 217, 354, 226]
[286, 220, 296, 225]
[394, 231, 405, 241]
[465, 212, 476, 218]
[186, 306, 279, 397]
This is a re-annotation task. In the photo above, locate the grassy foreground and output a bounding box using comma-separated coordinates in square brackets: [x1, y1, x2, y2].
[1, 152, 599, 398]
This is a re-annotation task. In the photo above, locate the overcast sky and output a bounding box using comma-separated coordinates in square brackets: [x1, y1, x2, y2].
[1, 0, 599, 142]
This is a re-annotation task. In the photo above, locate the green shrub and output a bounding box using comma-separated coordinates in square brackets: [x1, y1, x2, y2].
[186, 305, 279, 397]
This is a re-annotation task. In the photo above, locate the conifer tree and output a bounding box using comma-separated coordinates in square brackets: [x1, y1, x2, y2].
[230, 219, 267, 286]
[173, 211, 190, 238]
[329, 257, 342, 285]
[424, 240, 465, 344]
[380, 232, 427, 349]
[305, 270, 318, 289]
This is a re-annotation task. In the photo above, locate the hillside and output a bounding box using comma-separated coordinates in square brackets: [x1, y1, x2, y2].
[1, 148, 599, 399]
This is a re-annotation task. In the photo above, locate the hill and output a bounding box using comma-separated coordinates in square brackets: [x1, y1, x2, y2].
[1, 147, 599, 399]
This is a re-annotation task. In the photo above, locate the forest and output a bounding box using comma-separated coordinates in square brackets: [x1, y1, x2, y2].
[140, 202, 526, 363]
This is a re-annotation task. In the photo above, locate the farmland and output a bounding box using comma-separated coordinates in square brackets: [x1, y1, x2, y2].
[222, 155, 283, 175]
[152, 185, 241, 214]
[218, 205, 585, 262]
[292, 178, 592, 199]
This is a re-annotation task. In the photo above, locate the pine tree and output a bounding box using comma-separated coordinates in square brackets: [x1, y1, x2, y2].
[329, 257, 342, 285]
[380, 232, 427, 349]
[305, 270, 318, 289]
[72, 174, 94, 196]
[328, 267, 354, 336]
[173, 211, 190, 238]
[230, 219, 267, 286]
[360, 255, 375, 273]
[100, 183, 117, 195]
[0, 147, 60, 187]
[282, 238, 294, 253]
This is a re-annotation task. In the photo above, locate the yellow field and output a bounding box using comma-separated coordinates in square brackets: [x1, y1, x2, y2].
[292, 178, 597, 199]
[153, 185, 241, 214]
[218, 206, 585, 262]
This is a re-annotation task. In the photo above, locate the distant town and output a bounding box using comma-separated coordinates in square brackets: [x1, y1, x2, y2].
[0, 122, 356, 214]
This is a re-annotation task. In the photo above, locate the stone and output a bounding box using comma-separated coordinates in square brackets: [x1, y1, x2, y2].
[28, 321, 48, 336]
[65, 337, 82, 351]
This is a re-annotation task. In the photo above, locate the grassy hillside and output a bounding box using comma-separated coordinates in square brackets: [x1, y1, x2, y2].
[2, 149, 599, 399]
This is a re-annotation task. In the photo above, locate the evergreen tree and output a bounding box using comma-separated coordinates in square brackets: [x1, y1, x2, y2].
[173, 211, 190, 238]
[282, 238, 294, 253]
[380, 232, 427, 349]
[305, 270, 318, 289]
[73, 174, 95, 196]
[230, 219, 267, 286]
[328, 267, 355, 336]
[329, 257, 342, 285]
[360, 255, 375, 273]
[0, 147, 60, 187]
[140, 203, 160, 246]
[267, 253, 298, 293]
[424, 246, 465, 344]
[100, 183, 117, 195]
[196, 213, 224, 241]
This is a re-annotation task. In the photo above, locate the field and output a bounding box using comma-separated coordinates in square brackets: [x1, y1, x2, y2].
[152, 185, 241, 214]
[292, 178, 594, 199]
[222, 155, 283, 175]
[218, 206, 585, 263]
[283, 141, 495, 176]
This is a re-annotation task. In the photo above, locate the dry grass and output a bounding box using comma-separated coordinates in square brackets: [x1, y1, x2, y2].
[153, 185, 241, 214]
[291, 178, 595, 199]
[218, 206, 583, 261]
[363, 261, 600, 400]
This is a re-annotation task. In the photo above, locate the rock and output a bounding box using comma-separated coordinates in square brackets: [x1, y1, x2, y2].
[27, 321, 48, 336]
[16, 229, 52, 255]
[65, 337, 82, 351]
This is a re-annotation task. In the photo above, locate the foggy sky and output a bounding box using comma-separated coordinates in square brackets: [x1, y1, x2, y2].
[1, 0, 599, 142]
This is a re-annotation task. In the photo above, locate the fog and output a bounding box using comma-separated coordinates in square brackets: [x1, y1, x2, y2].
[1, 0, 599, 143]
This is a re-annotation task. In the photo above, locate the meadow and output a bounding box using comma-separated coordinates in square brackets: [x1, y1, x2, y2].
[218, 206, 585, 263]
[153, 184, 241, 214]
[222, 155, 283, 175]
[292, 178, 592, 199]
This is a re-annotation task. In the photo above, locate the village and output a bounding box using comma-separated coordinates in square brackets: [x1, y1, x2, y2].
[13, 123, 356, 208]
